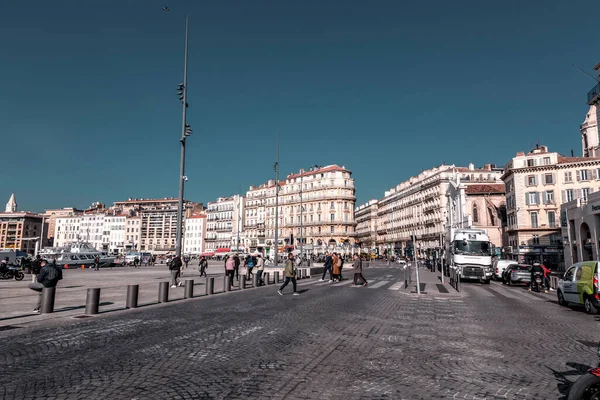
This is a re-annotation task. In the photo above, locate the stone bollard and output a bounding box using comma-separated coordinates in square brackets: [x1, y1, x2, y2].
[264, 272, 270, 285]
[85, 288, 101, 315]
[184, 279, 194, 298]
[41, 287, 56, 314]
[206, 277, 214, 295]
[158, 282, 169, 303]
[252, 273, 258, 287]
[223, 275, 228, 292]
[126, 284, 139, 309]
[240, 277, 246, 290]
[274, 271, 280, 284]
[226, 277, 232, 292]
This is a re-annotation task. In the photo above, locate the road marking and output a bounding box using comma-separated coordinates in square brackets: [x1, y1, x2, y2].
[368, 280, 389, 289]
[487, 284, 544, 301]
[331, 280, 354, 287]
[388, 282, 404, 291]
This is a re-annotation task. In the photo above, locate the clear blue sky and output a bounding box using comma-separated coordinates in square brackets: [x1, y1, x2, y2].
[1, 0, 599, 212]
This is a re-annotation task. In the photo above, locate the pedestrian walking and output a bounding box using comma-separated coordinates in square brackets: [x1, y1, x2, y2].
[255, 254, 265, 286]
[28, 259, 63, 313]
[94, 255, 100, 271]
[31, 255, 42, 283]
[170, 255, 183, 288]
[246, 255, 255, 280]
[233, 254, 241, 282]
[199, 256, 208, 277]
[332, 253, 342, 282]
[278, 253, 299, 296]
[352, 254, 368, 287]
[225, 256, 235, 287]
[320, 252, 333, 282]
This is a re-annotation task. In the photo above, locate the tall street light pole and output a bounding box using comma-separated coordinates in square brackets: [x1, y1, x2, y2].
[273, 130, 280, 267]
[299, 170, 303, 261]
[175, 16, 191, 258]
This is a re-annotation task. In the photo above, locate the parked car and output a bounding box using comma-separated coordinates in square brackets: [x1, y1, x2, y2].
[557, 261, 600, 314]
[492, 259, 514, 281]
[502, 264, 532, 286]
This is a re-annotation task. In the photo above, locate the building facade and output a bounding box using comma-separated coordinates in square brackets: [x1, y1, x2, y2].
[205, 196, 243, 254]
[113, 198, 200, 253]
[184, 214, 207, 255]
[560, 192, 600, 267]
[355, 200, 378, 252]
[53, 216, 82, 247]
[105, 214, 126, 255]
[581, 62, 600, 158]
[43, 207, 83, 247]
[376, 164, 503, 258]
[79, 213, 106, 251]
[502, 145, 600, 268]
[0, 212, 43, 253]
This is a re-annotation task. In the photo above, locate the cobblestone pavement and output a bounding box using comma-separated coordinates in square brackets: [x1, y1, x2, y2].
[0, 264, 597, 399]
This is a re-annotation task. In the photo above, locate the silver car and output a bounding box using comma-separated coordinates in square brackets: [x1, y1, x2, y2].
[502, 264, 532, 286]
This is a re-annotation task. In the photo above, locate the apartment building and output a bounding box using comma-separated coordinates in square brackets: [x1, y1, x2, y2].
[183, 213, 206, 255]
[113, 198, 201, 253]
[104, 214, 126, 255]
[376, 164, 504, 258]
[355, 200, 378, 252]
[560, 192, 600, 266]
[502, 145, 600, 268]
[43, 207, 83, 247]
[53, 216, 82, 247]
[0, 195, 43, 253]
[581, 61, 600, 157]
[79, 213, 106, 251]
[205, 196, 244, 254]
[244, 182, 272, 254]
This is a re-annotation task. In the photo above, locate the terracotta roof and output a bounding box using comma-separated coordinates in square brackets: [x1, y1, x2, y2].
[286, 165, 349, 180]
[465, 184, 505, 195]
[557, 156, 600, 164]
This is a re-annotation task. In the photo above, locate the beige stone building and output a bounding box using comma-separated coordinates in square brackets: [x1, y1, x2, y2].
[581, 61, 600, 157]
[0, 193, 43, 253]
[376, 164, 503, 258]
[464, 184, 506, 250]
[43, 207, 83, 247]
[204, 196, 244, 254]
[355, 200, 378, 252]
[502, 145, 600, 268]
[112, 198, 201, 253]
[241, 165, 357, 257]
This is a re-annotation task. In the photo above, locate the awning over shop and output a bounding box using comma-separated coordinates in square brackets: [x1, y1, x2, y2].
[216, 248, 230, 253]
[201, 252, 215, 257]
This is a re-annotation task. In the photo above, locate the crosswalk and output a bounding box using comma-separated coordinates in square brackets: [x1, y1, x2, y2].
[298, 277, 407, 291]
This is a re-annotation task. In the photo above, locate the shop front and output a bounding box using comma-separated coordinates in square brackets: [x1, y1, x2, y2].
[509, 245, 564, 271]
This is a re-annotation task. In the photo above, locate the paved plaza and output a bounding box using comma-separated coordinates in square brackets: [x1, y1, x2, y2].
[0, 261, 597, 399]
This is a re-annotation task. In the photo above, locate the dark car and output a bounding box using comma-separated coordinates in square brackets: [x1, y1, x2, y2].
[502, 264, 532, 286]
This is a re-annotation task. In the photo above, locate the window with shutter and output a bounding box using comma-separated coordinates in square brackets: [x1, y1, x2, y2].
[525, 193, 530, 205]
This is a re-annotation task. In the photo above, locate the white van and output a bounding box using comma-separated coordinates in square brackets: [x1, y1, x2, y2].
[493, 259, 513, 281]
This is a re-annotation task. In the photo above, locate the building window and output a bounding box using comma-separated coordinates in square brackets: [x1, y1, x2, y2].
[544, 191, 554, 204]
[526, 192, 539, 205]
[530, 212, 538, 228]
[472, 204, 479, 223]
[330, 202, 334, 210]
[318, 227, 321, 233]
[548, 211, 556, 228]
[564, 171, 573, 183]
[532, 234, 540, 245]
[330, 226, 334, 233]
[583, 188, 592, 201]
[527, 175, 537, 186]
[527, 159, 536, 167]
[330, 214, 335, 222]
[579, 170, 589, 181]
[550, 233, 559, 244]
[565, 189, 574, 202]
[543, 173, 554, 184]
[543, 157, 551, 165]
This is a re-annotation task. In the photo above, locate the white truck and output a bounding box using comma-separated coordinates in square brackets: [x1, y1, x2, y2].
[445, 228, 493, 284]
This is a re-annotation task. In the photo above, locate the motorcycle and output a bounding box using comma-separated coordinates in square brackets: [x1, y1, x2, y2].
[0, 266, 25, 281]
[568, 342, 600, 400]
[531, 272, 545, 293]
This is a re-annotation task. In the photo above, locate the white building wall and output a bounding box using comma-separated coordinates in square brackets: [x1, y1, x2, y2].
[106, 216, 125, 255]
[53, 216, 81, 247]
[184, 216, 206, 255]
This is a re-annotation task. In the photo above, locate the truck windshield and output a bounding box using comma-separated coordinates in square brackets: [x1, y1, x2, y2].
[454, 240, 491, 256]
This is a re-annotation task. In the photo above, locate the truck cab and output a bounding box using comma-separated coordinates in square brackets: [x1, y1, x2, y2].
[448, 229, 493, 284]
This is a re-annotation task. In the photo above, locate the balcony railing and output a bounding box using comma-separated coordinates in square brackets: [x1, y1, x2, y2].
[588, 82, 600, 105]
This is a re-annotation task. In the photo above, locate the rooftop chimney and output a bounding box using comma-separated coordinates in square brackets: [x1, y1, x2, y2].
[468, 163, 474, 171]
[484, 164, 491, 171]
[516, 152, 525, 157]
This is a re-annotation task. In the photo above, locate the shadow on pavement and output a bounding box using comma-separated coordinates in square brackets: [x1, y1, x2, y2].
[548, 362, 593, 399]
